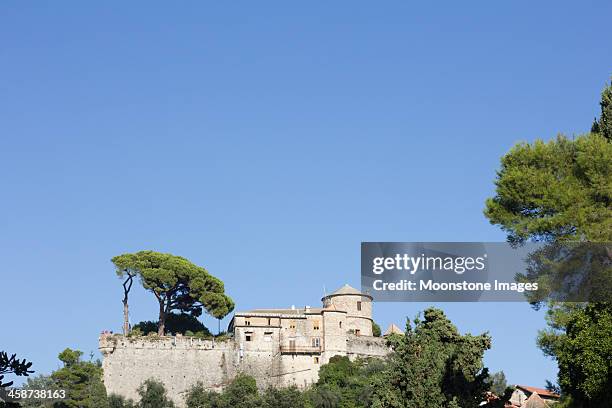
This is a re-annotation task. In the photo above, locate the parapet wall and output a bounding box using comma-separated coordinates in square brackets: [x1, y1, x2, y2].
[346, 334, 390, 359]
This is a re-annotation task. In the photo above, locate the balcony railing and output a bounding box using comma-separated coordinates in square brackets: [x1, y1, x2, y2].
[279, 345, 322, 354]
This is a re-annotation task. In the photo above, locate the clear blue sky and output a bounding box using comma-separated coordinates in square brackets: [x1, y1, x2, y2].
[2, 1, 611, 389]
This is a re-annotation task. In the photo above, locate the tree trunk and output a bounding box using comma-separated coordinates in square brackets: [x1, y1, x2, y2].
[121, 273, 133, 336]
[158, 301, 166, 336]
[123, 300, 129, 335]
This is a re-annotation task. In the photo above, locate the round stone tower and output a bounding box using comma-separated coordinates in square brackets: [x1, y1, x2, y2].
[322, 284, 373, 336]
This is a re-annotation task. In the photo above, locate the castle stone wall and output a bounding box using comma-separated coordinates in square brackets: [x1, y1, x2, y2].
[326, 294, 373, 336]
[101, 285, 391, 406]
[100, 336, 239, 405]
[100, 333, 390, 407]
[346, 334, 390, 359]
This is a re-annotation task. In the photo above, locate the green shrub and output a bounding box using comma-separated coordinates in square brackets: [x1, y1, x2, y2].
[137, 379, 175, 408]
[133, 314, 212, 336]
[185, 382, 224, 408]
[214, 332, 230, 342]
[132, 321, 158, 335]
[262, 386, 306, 408]
[185, 374, 262, 408]
[128, 327, 142, 337]
[108, 393, 136, 408]
[372, 322, 381, 337]
[194, 331, 212, 339]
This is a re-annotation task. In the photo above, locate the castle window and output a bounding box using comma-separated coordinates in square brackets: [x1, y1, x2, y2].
[312, 337, 321, 347]
[314, 357, 320, 364]
[355, 329, 361, 336]
[267, 318, 271, 326]
[313, 321, 320, 330]
[357, 301, 362, 311]
[289, 321, 296, 329]
[245, 332, 253, 342]
[264, 332, 273, 342]
[339, 321, 342, 328]
[245, 319, 251, 326]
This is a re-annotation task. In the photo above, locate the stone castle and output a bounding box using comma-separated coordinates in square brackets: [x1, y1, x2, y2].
[99, 284, 393, 406]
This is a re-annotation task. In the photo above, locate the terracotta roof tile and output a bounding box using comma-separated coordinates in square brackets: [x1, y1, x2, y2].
[516, 385, 560, 399]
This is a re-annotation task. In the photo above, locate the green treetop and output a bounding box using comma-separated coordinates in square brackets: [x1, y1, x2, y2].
[111, 251, 235, 335]
[51, 348, 107, 408]
[592, 78, 612, 141]
[484, 132, 611, 244]
[484, 79, 612, 407]
[373, 308, 491, 408]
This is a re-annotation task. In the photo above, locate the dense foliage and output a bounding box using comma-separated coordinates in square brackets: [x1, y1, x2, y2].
[537, 303, 612, 407]
[107, 394, 136, 408]
[11, 350, 107, 408]
[373, 308, 491, 408]
[17, 374, 58, 408]
[51, 349, 108, 408]
[185, 374, 267, 408]
[485, 79, 612, 407]
[137, 379, 175, 408]
[133, 313, 211, 336]
[487, 371, 508, 397]
[106, 379, 176, 408]
[111, 251, 235, 335]
[484, 132, 611, 244]
[307, 355, 387, 407]
[372, 322, 381, 337]
[591, 79, 612, 141]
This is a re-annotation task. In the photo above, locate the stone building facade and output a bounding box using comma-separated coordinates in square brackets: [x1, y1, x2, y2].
[99, 284, 390, 406]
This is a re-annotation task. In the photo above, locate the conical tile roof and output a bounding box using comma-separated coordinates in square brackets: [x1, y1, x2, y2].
[384, 323, 404, 336]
